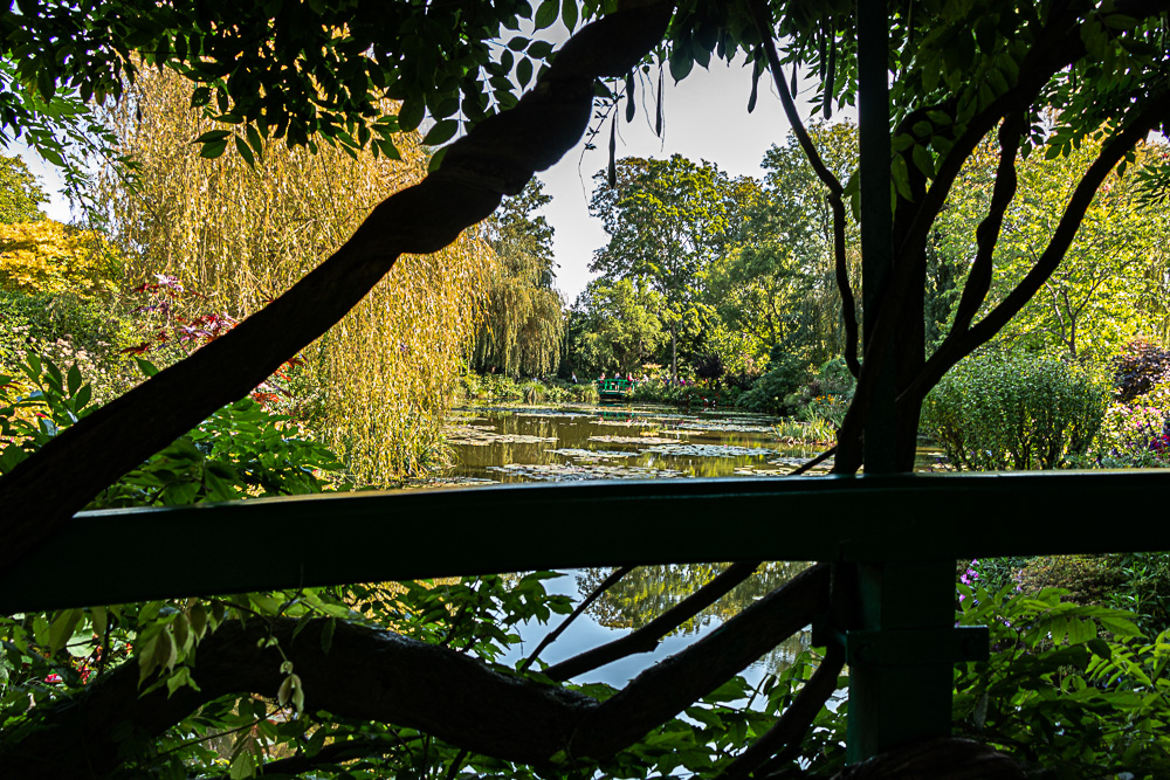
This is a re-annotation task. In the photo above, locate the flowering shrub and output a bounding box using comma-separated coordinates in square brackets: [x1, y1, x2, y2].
[1111, 338, 1170, 402]
[1087, 382, 1170, 467]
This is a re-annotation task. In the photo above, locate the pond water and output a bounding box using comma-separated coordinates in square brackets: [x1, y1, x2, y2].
[434, 404, 943, 691]
[440, 403, 836, 484]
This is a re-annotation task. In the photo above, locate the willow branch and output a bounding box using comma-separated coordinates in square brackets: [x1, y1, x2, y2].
[0, 1, 676, 574]
[748, 0, 859, 378]
[545, 560, 761, 681]
[519, 565, 634, 673]
[714, 642, 845, 780]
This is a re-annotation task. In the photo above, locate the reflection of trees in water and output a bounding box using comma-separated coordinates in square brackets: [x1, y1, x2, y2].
[577, 562, 810, 632]
[577, 562, 813, 674]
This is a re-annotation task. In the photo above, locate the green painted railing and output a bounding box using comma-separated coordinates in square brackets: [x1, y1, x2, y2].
[0, 471, 1156, 613]
[0, 469, 1162, 764]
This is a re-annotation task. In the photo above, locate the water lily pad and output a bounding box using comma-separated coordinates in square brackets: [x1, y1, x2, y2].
[488, 462, 683, 481]
[589, 434, 681, 445]
[549, 448, 639, 460]
[646, 443, 775, 458]
[444, 425, 556, 446]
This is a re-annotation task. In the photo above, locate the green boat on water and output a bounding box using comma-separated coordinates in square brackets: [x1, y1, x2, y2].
[596, 377, 636, 401]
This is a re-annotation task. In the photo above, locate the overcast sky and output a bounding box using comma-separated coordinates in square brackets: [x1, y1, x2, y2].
[19, 52, 826, 303]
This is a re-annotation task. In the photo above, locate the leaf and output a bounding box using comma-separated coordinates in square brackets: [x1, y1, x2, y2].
[234, 135, 255, 167]
[607, 112, 616, 188]
[562, 0, 577, 31]
[625, 72, 635, 122]
[49, 608, 82, 655]
[135, 357, 159, 377]
[320, 618, 336, 654]
[655, 64, 664, 136]
[229, 749, 255, 780]
[91, 605, 107, 638]
[66, 364, 81, 395]
[516, 57, 534, 89]
[534, 0, 558, 30]
[199, 139, 228, 159]
[192, 129, 231, 144]
[422, 118, 458, 146]
[669, 47, 693, 82]
[397, 97, 425, 132]
[277, 675, 293, 707]
[747, 65, 759, 114]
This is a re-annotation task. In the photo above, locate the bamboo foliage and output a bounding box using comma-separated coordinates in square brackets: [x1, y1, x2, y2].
[100, 68, 494, 483]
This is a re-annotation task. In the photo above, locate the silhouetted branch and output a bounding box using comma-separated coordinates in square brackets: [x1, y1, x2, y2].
[571, 564, 830, 757]
[545, 560, 761, 681]
[1, 565, 832, 776]
[716, 642, 845, 780]
[0, 0, 676, 573]
[748, 0, 859, 378]
[519, 565, 635, 673]
[905, 94, 1170, 403]
[787, 446, 836, 476]
[947, 113, 1024, 336]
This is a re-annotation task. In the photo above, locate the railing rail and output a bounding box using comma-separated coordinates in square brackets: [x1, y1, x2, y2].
[2, 469, 1163, 614]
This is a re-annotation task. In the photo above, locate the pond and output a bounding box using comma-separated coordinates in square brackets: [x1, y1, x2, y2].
[440, 403, 838, 484]
[433, 403, 859, 688]
[434, 403, 944, 694]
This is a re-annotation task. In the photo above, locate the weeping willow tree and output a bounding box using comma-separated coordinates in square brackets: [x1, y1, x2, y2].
[472, 177, 563, 378]
[100, 68, 493, 483]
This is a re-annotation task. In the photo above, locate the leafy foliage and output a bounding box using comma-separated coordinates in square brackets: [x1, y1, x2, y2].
[1111, 338, 1170, 403]
[100, 68, 492, 482]
[954, 583, 1170, 777]
[0, 218, 122, 298]
[923, 352, 1108, 470]
[0, 154, 45, 223]
[473, 178, 564, 379]
[935, 136, 1170, 362]
[567, 278, 666, 377]
[589, 155, 747, 379]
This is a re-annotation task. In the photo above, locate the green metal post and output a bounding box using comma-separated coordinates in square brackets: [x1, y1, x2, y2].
[847, 0, 960, 762]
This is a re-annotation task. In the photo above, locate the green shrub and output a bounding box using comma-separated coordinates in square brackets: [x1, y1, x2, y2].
[736, 354, 810, 415]
[786, 357, 856, 426]
[1101, 552, 1170, 637]
[922, 352, 1108, 470]
[0, 289, 138, 402]
[953, 582, 1170, 776]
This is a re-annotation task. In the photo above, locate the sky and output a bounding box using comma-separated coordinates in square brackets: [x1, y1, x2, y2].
[538, 56, 804, 302]
[17, 52, 822, 303]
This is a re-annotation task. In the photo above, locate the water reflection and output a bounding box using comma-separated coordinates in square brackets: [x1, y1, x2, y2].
[442, 404, 832, 483]
[578, 562, 814, 675]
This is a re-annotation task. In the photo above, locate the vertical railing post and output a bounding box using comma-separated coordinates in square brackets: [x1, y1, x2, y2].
[846, 0, 971, 763]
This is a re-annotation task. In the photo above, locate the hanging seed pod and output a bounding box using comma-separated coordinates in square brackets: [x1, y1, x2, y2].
[790, 63, 798, 97]
[655, 63, 664, 137]
[747, 54, 761, 113]
[625, 71, 636, 122]
[824, 35, 836, 119]
[818, 30, 827, 80]
[608, 110, 617, 187]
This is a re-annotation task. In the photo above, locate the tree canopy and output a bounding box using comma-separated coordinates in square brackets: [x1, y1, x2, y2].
[1, 0, 1170, 776]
